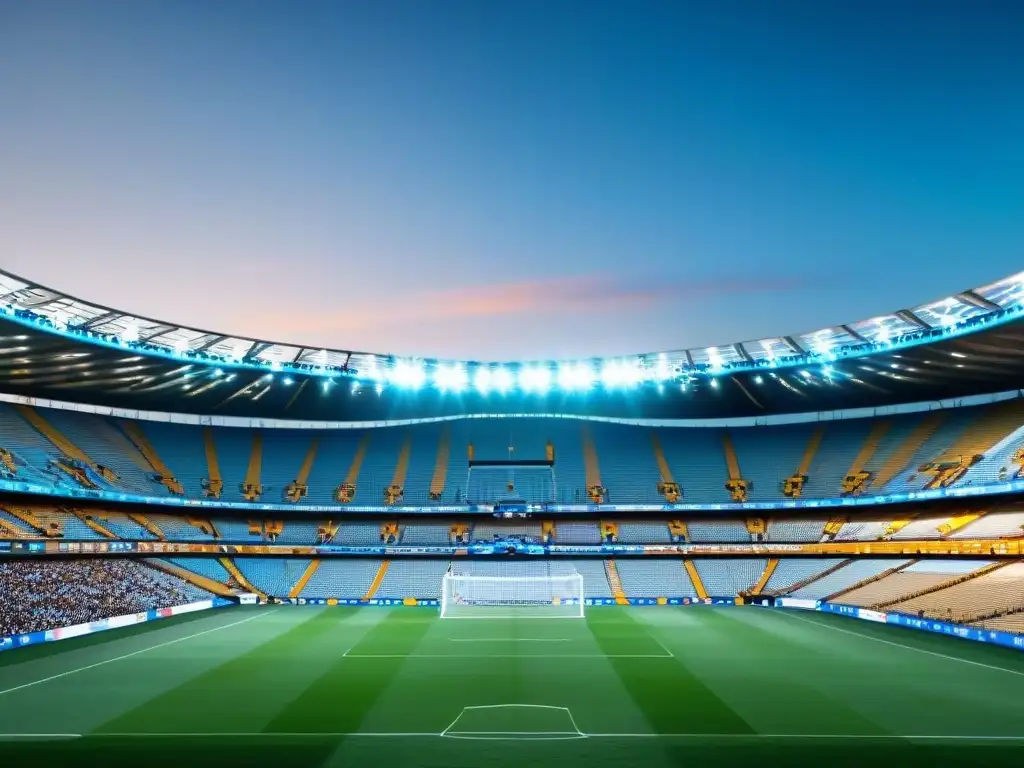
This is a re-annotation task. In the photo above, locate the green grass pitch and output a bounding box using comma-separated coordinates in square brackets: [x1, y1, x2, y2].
[1, 605, 1023, 767]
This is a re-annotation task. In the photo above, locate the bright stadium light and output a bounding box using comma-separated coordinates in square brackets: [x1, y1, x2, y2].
[173, 338, 188, 356]
[389, 360, 426, 389]
[120, 325, 139, 344]
[435, 363, 468, 392]
[492, 366, 514, 393]
[754, 375, 763, 384]
[941, 313, 956, 327]
[710, 378, 719, 389]
[520, 365, 551, 393]
[474, 366, 492, 394]
[654, 353, 670, 381]
[601, 359, 643, 388]
[558, 362, 594, 391]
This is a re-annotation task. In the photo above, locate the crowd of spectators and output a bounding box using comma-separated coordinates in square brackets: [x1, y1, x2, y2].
[0, 559, 212, 637]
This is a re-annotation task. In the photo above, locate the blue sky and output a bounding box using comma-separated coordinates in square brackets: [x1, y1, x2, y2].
[0, 1, 1022, 361]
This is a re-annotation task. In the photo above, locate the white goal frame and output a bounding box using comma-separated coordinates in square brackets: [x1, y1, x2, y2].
[440, 573, 585, 619]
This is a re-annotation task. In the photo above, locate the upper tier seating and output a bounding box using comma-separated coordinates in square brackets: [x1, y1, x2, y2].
[834, 560, 993, 607]
[885, 562, 1024, 621]
[950, 512, 1024, 539]
[687, 522, 750, 543]
[766, 519, 828, 541]
[693, 559, 767, 596]
[788, 559, 911, 600]
[616, 560, 697, 597]
[378, 560, 451, 598]
[2, 401, 1022, 507]
[764, 559, 846, 593]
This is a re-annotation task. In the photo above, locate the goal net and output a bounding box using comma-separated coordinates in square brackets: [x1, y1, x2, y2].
[440, 570, 585, 619]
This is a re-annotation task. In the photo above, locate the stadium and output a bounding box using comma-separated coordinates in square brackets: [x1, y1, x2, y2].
[0, 266, 1023, 768]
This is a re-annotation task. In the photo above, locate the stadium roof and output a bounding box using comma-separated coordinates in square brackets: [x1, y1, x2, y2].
[0, 268, 1022, 420]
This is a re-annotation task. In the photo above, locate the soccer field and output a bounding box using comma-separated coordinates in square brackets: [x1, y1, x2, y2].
[1, 606, 1022, 767]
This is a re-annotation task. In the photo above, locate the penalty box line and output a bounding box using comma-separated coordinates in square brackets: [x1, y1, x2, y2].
[341, 653, 674, 659]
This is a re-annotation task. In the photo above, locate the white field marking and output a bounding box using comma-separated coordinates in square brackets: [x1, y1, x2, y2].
[447, 638, 573, 643]
[776, 609, 1024, 679]
[648, 635, 675, 658]
[9, 733, 1024, 741]
[440, 703, 586, 741]
[0, 610, 277, 697]
[342, 653, 672, 659]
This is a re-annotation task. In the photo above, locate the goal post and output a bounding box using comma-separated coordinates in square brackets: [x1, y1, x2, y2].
[440, 572, 585, 619]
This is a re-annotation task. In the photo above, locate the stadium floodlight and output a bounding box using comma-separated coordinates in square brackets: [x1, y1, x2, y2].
[520, 365, 551, 394]
[654, 353, 670, 382]
[173, 338, 189, 355]
[473, 366, 492, 394]
[492, 365, 514, 393]
[941, 313, 956, 327]
[558, 362, 593, 391]
[600, 359, 642, 388]
[120, 325, 139, 344]
[440, 571, 584, 619]
[435, 363, 468, 393]
[389, 359, 426, 389]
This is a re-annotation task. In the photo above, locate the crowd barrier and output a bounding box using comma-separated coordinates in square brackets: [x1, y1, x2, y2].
[0, 596, 235, 653]
[3, 538, 1018, 557]
[772, 598, 1024, 652]
[0, 474, 1021, 514]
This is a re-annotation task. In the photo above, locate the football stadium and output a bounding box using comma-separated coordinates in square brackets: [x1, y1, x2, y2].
[0, 268, 1023, 768]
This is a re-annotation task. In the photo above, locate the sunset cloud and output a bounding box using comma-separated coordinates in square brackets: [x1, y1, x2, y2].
[253, 272, 815, 339]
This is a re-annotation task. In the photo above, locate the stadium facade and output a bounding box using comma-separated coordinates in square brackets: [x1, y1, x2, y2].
[0, 284, 1022, 639]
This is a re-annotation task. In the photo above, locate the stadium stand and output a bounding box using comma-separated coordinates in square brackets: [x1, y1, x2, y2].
[615, 560, 697, 598]
[687, 521, 750, 543]
[0, 559, 211, 637]
[693, 559, 767, 596]
[300, 559, 383, 598]
[884, 562, 1024, 622]
[6, 400, 1024, 506]
[378, 560, 451, 599]
[949, 511, 1024, 539]
[787, 559, 911, 600]
[832, 560, 994, 607]
[763, 558, 847, 594]
[766, 518, 828, 541]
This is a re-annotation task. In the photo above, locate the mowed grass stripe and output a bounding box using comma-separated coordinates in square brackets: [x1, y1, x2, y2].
[96, 608, 358, 734]
[263, 610, 436, 734]
[691, 608, 892, 736]
[587, 608, 754, 734]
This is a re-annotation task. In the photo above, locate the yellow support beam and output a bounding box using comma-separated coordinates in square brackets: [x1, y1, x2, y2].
[337, 433, 371, 502]
[797, 426, 826, 477]
[722, 432, 742, 480]
[846, 420, 891, 477]
[363, 561, 390, 600]
[604, 560, 628, 604]
[286, 438, 319, 502]
[119, 420, 184, 495]
[429, 425, 451, 501]
[242, 432, 264, 501]
[151, 560, 234, 597]
[73, 510, 116, 539]
[202, 428, 223, 498]
[288, 560, 321, 599]
[219, 557, 267, 600]
[16, 406, 92, 466]
[651, 432, 674, 483]
[385, 433, 412, 504]
[582, 425, 602, 486]
[937, 512, 983, 537]
[871, 412, 945, 488]
[752, 559, 779, 595]
[684, 560, 708, 600]
[883, 517, 915, 538]
[129, 513, 165, 540]
[933, 400, 1024, 465]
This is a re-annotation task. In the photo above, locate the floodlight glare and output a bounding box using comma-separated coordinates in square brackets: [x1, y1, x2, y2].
[492, 366, 514, 393]
[435, 363, 468, 392]
[389, 360, 426, 389]
[473, 366, 492, 394]
[121, 326, 139, 344]
[520, 365, 551, 393]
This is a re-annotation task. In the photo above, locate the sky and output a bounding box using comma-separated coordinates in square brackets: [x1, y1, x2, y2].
[0, 1, 1022, 362]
